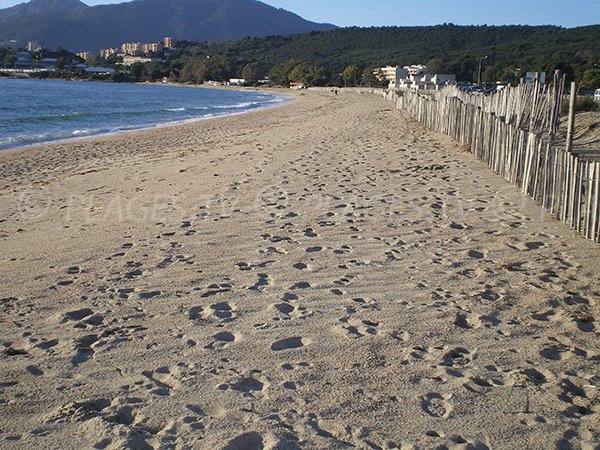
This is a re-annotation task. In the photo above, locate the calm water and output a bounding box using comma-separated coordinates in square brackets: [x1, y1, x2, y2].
[0, 79, 287, 150]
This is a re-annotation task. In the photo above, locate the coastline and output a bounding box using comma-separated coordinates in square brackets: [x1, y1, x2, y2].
[0, 79, 293, 153]
[1, 89, 599, 449]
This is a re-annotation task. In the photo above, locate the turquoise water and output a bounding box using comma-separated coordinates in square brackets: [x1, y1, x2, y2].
[0, 79, 287, 150]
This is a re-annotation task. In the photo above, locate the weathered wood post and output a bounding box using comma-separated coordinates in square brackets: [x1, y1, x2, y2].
[566, 81, 577, 152]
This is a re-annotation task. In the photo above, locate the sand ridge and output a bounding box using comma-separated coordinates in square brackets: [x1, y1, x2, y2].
[1, 90, 600, 449]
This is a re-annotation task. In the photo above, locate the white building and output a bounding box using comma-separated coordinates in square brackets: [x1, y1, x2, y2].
[27, 41, 42, 52]
[77, 51, 92, 61]
[100, 48, 118, 59]
[405, 64, 426, 76]
[121, 55, 161, 66]
[376, 65, 427, 83]
[121, 42, 142, 56]
[376, 66, 399, 82]
[163, 37, 176, 49]
[142, 42, 163, 53]
[228, 78, 247, 86]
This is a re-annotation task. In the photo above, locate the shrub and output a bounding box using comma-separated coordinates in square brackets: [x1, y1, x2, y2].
[561, 96, 599, 114]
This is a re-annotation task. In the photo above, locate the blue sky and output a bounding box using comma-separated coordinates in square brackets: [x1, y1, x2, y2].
[0, 0, 598, 28]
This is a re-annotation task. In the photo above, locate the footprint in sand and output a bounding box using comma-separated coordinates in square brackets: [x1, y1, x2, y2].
[71, 334, 99, 367]
[335, 318, 380, 339]
[334, 274, 358, 287]
[421, 393, 454, 419]
[190, 302, 237, 323]
[200, 282, 232, 298]
[205, 331, 240, 350]
[236, 262, 253, 271]
[271, 337, 306, 351]
[248, 273, 271, 291]
[305, 246, 323, 253]
[142, 366, 182, 397]
[304, 228, 319, 238]
[290, 282, 311, 290]
[333, 245, 352, 255]
[272, 302, 312, 320]
[467, 250, 485, 259]
[222, 432, 265, 450]
[441, 347, 473, 368]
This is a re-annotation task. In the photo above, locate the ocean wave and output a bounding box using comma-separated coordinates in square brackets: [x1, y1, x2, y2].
[38, 112, 89, 122]
[213, 101, 261, 110]
[0, 81, 292, 151]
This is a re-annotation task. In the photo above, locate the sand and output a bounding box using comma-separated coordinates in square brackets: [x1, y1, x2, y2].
[1, 89, 599, 449]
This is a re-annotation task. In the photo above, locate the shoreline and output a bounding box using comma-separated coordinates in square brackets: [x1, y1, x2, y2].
[1, 89, 599, 449]
[0, 79, 294, 154]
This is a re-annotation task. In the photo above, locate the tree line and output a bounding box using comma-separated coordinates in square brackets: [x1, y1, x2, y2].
[2, 24, 600, 90]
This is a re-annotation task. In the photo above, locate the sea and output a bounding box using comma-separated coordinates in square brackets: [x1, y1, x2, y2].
[0, 78, 288, 150]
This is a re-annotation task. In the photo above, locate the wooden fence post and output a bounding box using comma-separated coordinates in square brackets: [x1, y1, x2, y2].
[566, 81, 577, 152]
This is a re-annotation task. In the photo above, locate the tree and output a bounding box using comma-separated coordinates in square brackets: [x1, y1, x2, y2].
[242, 62, 262, 81]
[204, 56, 231, 81]
[361, 66, 380, 87]
[580, 69, 600, 90]
[446, 56, 477, 82]
[129, 62, 145, 81]
[4, 54, 17, 69]
[288, 62, 310, 83]
[342, 65, 360, 87]
[282, 62, 329, 86]
[180, 57, 207, 83]
[268, 59, 298, 86]
[55, 57, 66, 71]
[426, 58, 443, 75]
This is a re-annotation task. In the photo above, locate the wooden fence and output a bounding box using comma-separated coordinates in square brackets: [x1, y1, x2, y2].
[384, 75, 599, 243]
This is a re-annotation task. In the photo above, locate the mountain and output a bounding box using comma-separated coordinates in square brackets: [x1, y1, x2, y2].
[0, 0, 337, 52]
[0, 0, 88, 19]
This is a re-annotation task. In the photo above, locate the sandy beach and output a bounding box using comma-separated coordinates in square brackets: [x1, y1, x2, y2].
[1, 89, 599, 449]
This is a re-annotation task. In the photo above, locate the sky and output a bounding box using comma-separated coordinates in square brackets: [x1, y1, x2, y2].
[0, 0, 599, 28]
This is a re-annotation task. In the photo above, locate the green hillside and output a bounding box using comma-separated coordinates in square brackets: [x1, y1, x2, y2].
[171, 25, 600, 86]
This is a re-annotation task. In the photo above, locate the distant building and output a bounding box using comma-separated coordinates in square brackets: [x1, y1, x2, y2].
[290, 82, 306, 89]
[405, 64, 426, 76]
[100, 48, 118, 59]
[77, 51, 92, 61]
[376, 65, 427, 83]
[85, 67, 116, 75]
[163, 37, 176, 49]
[228, 78, 247, 86]
[121, 42, 142, 56]
[122, 55, 161, 66]
[258, 79, 276, 87]
[27, 41, 41, 52]
[121, 41, 163, 55]
[38, 58, 57, 70]
[142, 42, 163, 53]
[376, 66, 402, 83]
[15, 52, 32, 68]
